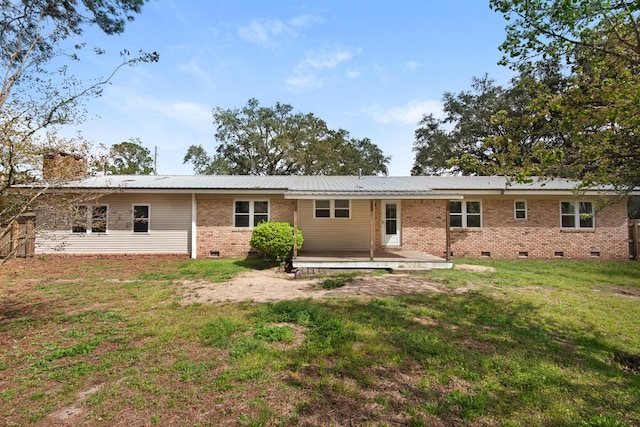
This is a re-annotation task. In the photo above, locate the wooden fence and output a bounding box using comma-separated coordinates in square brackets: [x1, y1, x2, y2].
[0, 214, 36, 259]
[630, 219, 639, 261]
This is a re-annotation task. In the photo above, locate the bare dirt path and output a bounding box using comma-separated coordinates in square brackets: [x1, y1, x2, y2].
[180, 267, 476, 304]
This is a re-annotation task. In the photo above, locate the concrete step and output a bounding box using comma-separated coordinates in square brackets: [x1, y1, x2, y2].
[390, 267, 432, 274]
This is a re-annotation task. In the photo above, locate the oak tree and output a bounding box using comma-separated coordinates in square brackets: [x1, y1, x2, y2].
[184, 98, 390, 176]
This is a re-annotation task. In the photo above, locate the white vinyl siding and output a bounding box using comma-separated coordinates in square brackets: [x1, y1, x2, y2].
[37, 194, 192, 254]
[299, 199, 369, 251]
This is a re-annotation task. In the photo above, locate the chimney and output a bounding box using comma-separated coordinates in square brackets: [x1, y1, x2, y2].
[43, 151, 87, 180]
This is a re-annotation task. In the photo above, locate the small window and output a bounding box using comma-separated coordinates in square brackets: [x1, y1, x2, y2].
[72, 206, 88, 233]
[315, 200, 331, 218]
[234, 200, 269, 228]
[449, 201, 482, 228]
[561, 201, 594, 229]
[133, 205, 150, 233]
[314, 200, 350, 219]
[334, 200, 350, 218]
[514, 200, 527, 220]
[91, 206, 107, 233]
[72, 205, 107, 233]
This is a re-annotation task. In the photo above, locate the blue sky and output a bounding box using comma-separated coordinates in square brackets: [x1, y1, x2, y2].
[61, 0, 515, 176]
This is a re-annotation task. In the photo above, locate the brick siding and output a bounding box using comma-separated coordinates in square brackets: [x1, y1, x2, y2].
[398, 198, 628, 260]
[195, 195, 628, 260]
[195, 195, 295, 258]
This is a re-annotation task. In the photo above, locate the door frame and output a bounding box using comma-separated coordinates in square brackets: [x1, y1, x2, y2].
[381, 200, 401, 246]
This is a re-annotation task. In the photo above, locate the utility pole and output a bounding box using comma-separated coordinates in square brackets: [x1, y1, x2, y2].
[154, 146, 158, 175]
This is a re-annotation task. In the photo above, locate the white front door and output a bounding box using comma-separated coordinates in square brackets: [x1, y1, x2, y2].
[381, 200, 401, 246]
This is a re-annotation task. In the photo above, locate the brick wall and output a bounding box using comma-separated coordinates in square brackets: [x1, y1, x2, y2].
[195, 195, 295, 258]
[195, 195, 628, 260]
[399, 198, 628, 260]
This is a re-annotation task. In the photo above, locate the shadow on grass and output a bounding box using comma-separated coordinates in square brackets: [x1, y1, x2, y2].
[271, 292, 639, 426]
[232, 257, 279, 271]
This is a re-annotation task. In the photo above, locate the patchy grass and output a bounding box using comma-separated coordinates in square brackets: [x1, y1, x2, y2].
[0, 256, 639, 426]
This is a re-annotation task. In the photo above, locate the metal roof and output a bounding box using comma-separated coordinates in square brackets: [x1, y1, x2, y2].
[46, 175, 615, 197]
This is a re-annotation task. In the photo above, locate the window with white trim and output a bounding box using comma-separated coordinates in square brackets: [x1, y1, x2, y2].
[72, 205, 108, 233]
[560, 201, 594, 229]
[514, 200, 527, 220]
[133, 204, 150, 233]
[314, 200, 350, 219]
[450, 201, 482, 228]
[234, 200, 269, 227]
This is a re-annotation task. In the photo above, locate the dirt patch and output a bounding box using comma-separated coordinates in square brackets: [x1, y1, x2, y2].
[180, 267, 470, 304]
[454, 264, 496, 272]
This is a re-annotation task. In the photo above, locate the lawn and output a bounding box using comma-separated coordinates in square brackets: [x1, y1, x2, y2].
[1, 256, 639, 426]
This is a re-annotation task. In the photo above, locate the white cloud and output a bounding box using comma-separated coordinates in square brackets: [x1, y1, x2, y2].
[346, 70, 361, 79]
[304, 47, 354, 69]
[237, 14, 320, 47]
[364, 100, 444, 125]
[285, 73, 324, 90]
[178, 59, 206, 78]
[405, 61, 419, 70]
[286, 47, 358, 91]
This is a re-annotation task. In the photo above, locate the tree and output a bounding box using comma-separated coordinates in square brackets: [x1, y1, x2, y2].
[184, 98, 390, 176]
[411, 68, 569, 176]
[489, 0, 640, 192]
[0, 1, 156, 259]
[105, 139, 154, 175]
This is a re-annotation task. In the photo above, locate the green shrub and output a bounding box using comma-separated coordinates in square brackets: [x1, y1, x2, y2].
[250, 222, 303, 268]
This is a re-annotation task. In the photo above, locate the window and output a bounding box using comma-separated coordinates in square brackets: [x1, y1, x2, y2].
[450, 201, 482, 228]
[514, 200, 527, 220]
[560, 201, 594, 229]
[72, 205, 108, 233]
[133, 205, 150, 233]
[234, 200, 269, 227]
[72, 206, 88, 233]
[314, 200, 350, 219]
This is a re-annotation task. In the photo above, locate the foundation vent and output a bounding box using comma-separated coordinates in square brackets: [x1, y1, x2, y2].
[518, 251, 529, 258]
[554, 251, 564, 258]
[209, 250, 220, 258]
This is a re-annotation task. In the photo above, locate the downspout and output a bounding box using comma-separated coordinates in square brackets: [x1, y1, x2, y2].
[191, 193, 197, 259]
[370, 199, 375, 261]
[293, 199, 299, 260]
[445, 199, 451, 262]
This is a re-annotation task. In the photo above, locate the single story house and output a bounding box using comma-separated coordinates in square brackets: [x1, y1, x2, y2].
[34, 173, 631, 268]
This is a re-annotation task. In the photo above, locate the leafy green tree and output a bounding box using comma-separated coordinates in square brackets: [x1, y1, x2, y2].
[105, 139, 154, 175]
[184, 98, 390, 176]
[489, 0, 640, 192]
[412, 68, 569, 177]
